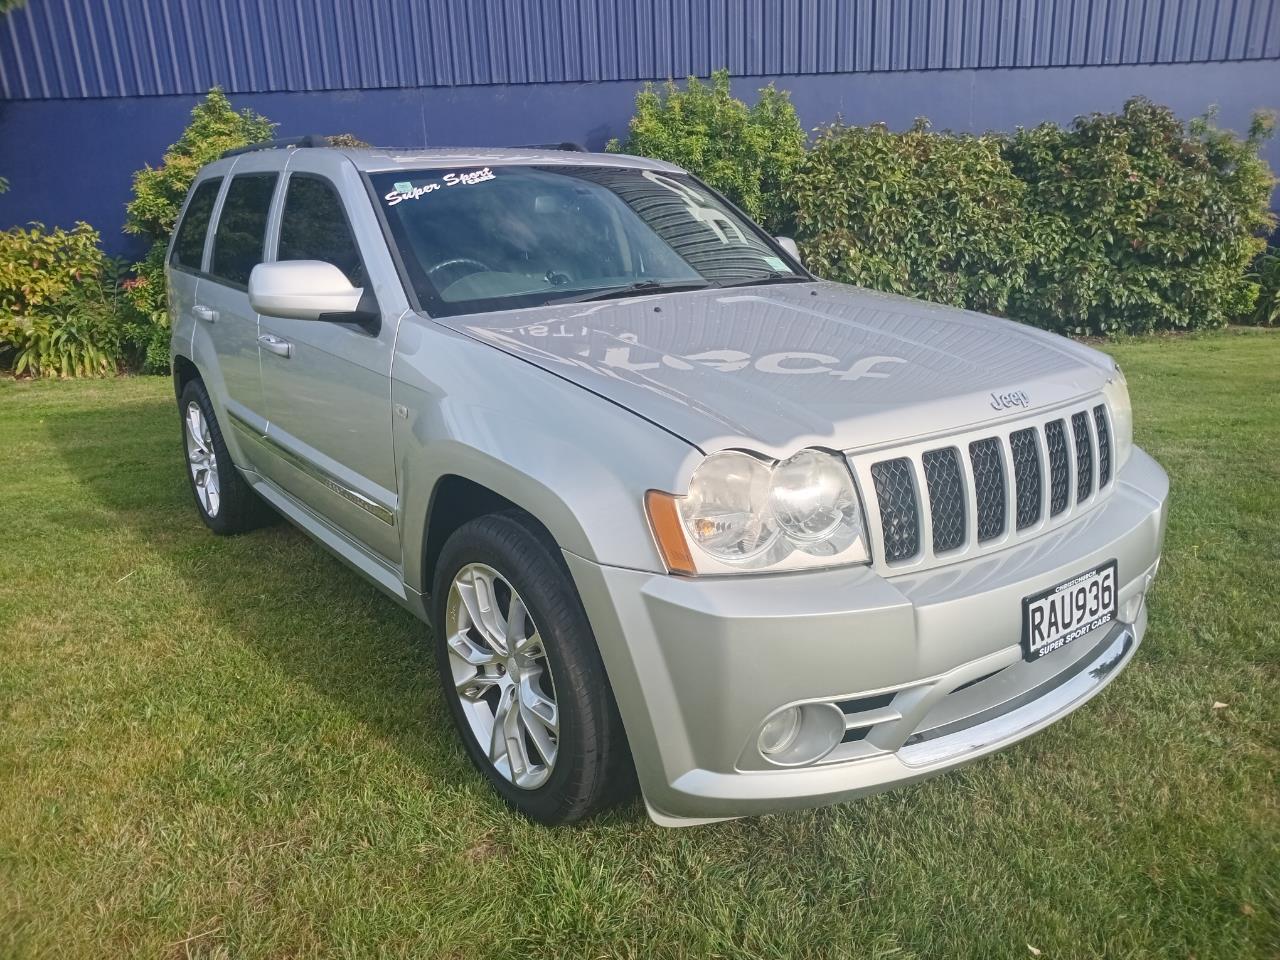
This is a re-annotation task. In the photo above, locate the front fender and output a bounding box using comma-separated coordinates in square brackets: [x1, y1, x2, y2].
[391, 319, 702, 595]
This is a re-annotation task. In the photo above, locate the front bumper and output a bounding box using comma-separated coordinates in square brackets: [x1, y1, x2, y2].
[566, 448, 1169, 825]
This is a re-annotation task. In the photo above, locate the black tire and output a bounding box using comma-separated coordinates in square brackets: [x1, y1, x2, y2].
[431, 512, 633, 825]
[178, 378, 267, 535]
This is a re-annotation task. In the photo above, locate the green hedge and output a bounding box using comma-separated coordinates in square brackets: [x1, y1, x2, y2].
[1003, 100, 1277, 334]
[790, 119, 1034, 316]
[5, 82, 1275, 380]
[617, 77, 1277, 335]
[792, 98, 1276, 334]
[0, 222, 124, 378]
[607, 69, 806, 231]
[1246, 249, 1280, 326]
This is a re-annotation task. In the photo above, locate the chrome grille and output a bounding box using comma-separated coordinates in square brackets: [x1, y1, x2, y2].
[1009, 427, 1043, 530]
[1071, 411, 1093, 501]
[1045, 419, 1071, 516]
[922, 448, 966, 552]
[861, 399, 1115, 568]
[969, 437, 1006, 542]
[870, 458, 919, 562]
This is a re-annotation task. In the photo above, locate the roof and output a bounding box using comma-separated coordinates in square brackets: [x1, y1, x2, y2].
[217, 139, 685, 174]
[341, 147, 683, 174]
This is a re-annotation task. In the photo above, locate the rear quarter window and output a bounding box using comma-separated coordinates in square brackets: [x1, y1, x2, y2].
[171, 178, 222, 271]
[210, 173, 278, 287]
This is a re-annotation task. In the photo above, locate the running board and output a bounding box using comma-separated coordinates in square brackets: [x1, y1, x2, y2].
[248, 475, 408, 604]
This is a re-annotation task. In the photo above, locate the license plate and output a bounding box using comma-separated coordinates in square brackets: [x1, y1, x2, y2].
[1021, 561, 1118, 661]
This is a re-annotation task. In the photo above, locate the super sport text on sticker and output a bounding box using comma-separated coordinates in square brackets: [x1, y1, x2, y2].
[385, 167, 496, 205]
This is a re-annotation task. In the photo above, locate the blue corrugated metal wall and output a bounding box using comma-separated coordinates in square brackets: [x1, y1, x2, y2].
[2, 0, 1278, 100]
[2, 1, 1276, 251]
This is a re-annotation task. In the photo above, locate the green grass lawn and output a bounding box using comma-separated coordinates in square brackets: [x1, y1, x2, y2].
[1, 329, 1276, 959]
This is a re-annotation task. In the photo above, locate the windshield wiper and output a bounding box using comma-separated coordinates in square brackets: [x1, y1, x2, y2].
[545, 279, 712, 305]
[717, 272, 812, 289]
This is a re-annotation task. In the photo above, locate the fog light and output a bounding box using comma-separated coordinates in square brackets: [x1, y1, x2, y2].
[758, 706, 802, 756]
[755, 702, 845, 767]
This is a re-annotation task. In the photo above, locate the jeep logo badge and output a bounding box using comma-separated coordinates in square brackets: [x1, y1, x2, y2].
[990, 390, 1031, 411]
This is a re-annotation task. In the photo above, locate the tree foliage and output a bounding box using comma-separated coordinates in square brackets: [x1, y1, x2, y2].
[1245, 250, 1280, 326]
[617, 77, 1276, 334]
[125, 87, 275, 241]
[0, 222, 124, 378]
[1004, 98, 1277, 333]
[790, 119, 1035, 315]
[123, 88, 275, 371]
[607, 70, 807, 230]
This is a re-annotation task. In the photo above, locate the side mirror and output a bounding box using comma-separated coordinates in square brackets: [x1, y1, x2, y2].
[249, 260, 364, 321]
[774, 236, 802, 267]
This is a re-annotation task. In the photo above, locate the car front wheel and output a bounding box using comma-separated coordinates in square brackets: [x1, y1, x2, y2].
[431, 512, 632, 824]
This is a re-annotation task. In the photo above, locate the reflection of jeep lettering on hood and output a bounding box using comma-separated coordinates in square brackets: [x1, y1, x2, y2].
[439, 281, 1115, 457]
[499, 324, 908, 382]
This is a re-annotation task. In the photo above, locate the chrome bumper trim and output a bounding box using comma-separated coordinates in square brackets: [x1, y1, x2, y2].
[898, 621, 1135, 767]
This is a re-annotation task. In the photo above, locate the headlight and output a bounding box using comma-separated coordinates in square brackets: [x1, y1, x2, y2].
[646, 448, 870, 575]
[680, 450, 779, 562]
[1102, 365, 1134, 469]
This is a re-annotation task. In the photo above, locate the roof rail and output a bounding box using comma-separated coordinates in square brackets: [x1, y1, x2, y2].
[517, 141, 589, 153]
[221, 135, 333, 159]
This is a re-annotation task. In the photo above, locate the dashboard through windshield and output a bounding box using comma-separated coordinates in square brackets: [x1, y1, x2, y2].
[369, 164, 805, 318]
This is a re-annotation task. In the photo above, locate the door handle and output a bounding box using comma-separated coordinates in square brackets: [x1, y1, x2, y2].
[258, 333, 293, 359]
[193, 304, 217, 323]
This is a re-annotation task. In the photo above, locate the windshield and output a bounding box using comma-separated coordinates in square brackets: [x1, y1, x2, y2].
[370, 165, 805, 317]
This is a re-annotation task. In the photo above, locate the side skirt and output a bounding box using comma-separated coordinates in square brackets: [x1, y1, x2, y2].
[246, 470, 427, 621]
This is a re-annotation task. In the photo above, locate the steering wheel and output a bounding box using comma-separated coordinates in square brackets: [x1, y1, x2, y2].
[427, 257, 493, 287]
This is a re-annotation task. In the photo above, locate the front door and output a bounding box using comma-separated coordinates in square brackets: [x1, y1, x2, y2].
[255, 164, 402, 565]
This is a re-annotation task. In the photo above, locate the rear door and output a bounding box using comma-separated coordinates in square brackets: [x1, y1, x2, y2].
[196, 156, 282, 467]
[255, 156, 402, 565]
[166, 176, 221, 361]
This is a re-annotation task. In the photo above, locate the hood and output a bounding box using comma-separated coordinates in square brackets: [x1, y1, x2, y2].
[439, 281, 1116, 458]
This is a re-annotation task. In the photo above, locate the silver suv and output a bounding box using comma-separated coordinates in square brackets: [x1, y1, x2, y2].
[168, 141, 1169, 826]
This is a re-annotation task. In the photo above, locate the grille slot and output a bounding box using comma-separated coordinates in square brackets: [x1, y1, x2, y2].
[834, 692, 896, 714]
[1009, 428, 1043, 530]
[1094, 404, 1111, 487]
[1071, 411, 1094, 501]
[870, 458, 920, 562]
[922, 448, 966, 552]
[968, 437, 1007, 542]
[1045, 419, 1071, 516]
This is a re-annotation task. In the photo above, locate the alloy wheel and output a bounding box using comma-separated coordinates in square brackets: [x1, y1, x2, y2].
[445, 563, 560, 789]
[184, 401, 221, 517]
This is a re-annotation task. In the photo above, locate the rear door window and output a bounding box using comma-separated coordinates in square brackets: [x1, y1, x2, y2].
[210, 173, 278, 287]
[277, 175, 367, 287]
[171, 178, 222, 271]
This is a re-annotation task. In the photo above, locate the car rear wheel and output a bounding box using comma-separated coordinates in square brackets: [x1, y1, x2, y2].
[432, 512, 632, 824]
[179, 379, 266, 535]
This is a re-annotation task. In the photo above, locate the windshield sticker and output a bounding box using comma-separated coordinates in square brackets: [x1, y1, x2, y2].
[763, 255, 790, 272]
[384, 167, 496, 206]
